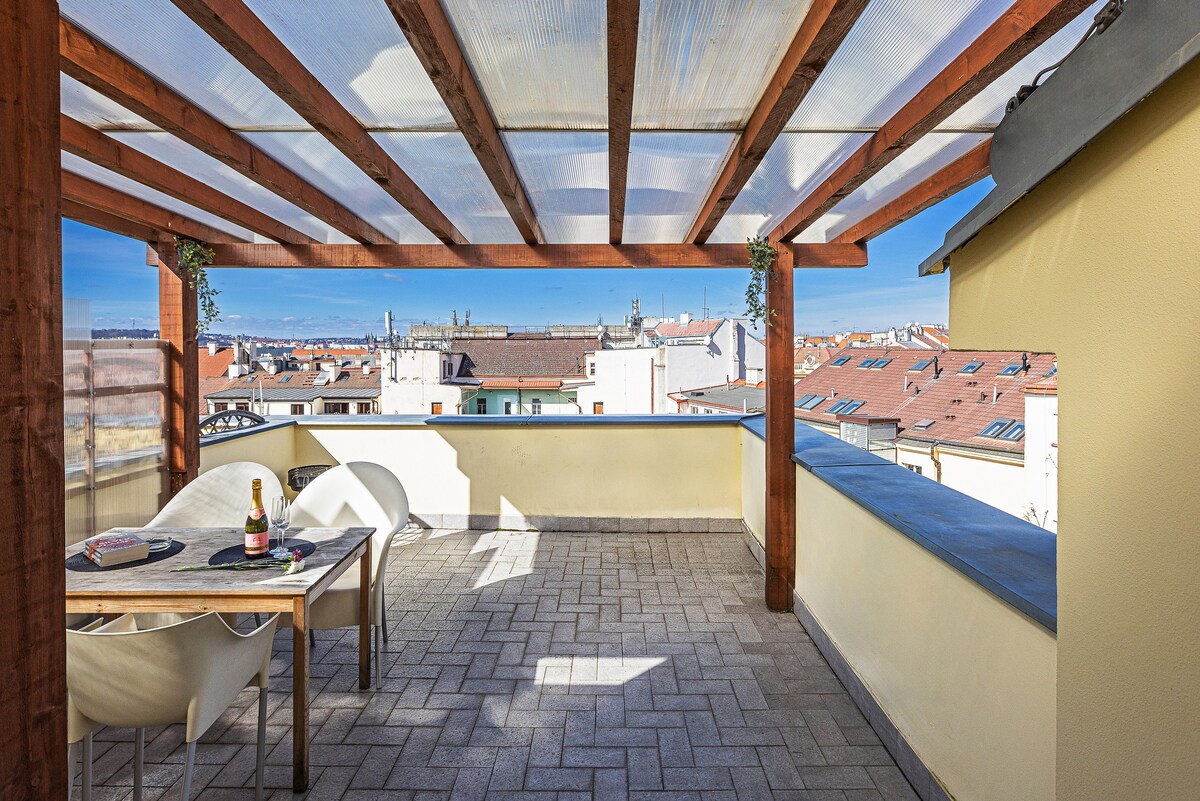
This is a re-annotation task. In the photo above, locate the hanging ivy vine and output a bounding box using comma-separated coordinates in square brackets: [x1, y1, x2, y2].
[745, 235, 778, 327]
[175, 237, 221, 335]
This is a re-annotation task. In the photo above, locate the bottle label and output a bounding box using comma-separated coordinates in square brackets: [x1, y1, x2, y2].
[249, 508, 264, 520]
[246, 531, 269, 549]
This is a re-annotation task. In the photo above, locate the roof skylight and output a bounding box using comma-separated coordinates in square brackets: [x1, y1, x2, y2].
[870, 358, 892, 369]
[831, 356, 851, 366]
[998, 364, 1021, 376]
[980, 418, 1021, 438]
[959, 361, 984, 374]
[910, 359, 933, 371]
[857, 358, 877, 368]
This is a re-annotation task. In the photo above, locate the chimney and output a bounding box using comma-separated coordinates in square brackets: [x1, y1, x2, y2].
[362, 363, 370, 376]
[207, 341, 218, 356]
[679, 312, 692, 326]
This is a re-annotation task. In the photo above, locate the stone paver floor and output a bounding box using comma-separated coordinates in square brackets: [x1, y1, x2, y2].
[81, 528, 918, 800]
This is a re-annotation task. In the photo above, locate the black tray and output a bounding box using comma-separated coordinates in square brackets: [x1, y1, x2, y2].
[207, 538, 316, 566]
[66, 540, 186, 572]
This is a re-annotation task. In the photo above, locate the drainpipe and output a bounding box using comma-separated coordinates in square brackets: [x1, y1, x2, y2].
[929, 442, 944, 483]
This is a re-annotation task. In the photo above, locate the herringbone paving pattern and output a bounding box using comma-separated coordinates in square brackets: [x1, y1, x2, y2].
[83, 529, 918, 800]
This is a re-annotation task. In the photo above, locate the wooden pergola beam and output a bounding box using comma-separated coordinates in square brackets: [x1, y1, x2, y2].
[153, 240, 200, 493]
[59, 17, 391, 245]
[206, 241, 867, 269]
[772, 0, 1091, 240]
[385, 0, 543, 245]
[764, 242, 796, 611]
[61, 115, 319, 245]
[63, 171, 249, 244]
[169, 0, 465, 245]
[687, 0, 870, 243]
[1, 1, 66, 797]
[606, 0, 640, 244]
[63, 197, 159, 242]
[832, 139, 992, 244]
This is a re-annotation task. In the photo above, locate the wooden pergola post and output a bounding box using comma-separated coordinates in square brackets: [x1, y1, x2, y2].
[765, 242, 797, 611]
[155, 240, 199, 494]
[0, 0, 66, 797]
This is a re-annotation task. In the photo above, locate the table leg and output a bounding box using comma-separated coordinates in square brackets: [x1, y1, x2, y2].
[292, 597, 309, 793]
[359, 545, 371, 689]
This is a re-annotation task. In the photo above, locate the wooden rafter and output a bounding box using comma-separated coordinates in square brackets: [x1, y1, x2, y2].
[771, 0, 1092, 240]
[168, 0, 465, 245]
[61, 115, 318, 244]
[687, 0, 870, 243]
[62, 172, 248, 244]
[59, 17, 390, 245]
[206, 242, 866, 269]
[832, 139, 991, 244]
[63, 198, 159, 242]
[385, 0, 543, 245]
[606, 0, 640, 244]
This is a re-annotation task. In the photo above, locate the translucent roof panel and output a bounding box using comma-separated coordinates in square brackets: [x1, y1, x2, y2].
[633, 0, 815, 130]
[105, 132, 353, 244]
[503, 132, 607, 243]
[442, 0, 606, 129]
[242, 0, 454, 130]
[59, 0, 306, 129]
[622, 133, 735, 243]
[242, 132, 438, 244]
[786, 0, 1010, 130]
[61, 151, 259, 242]
[942, 1, 1105, 129]
[373, 133, 523, 243]
[61, 74, 157, 130]
[708, 132, 870, 243]
[793, 132, 991, 243]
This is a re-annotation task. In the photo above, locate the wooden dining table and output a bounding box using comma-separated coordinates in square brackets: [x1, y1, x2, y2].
[64, 526, 375, 793]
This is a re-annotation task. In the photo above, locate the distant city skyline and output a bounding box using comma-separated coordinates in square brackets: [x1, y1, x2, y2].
[62, 180, 989, 339]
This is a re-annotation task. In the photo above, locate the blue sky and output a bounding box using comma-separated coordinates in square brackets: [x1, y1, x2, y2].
[63, 179, 991, 338]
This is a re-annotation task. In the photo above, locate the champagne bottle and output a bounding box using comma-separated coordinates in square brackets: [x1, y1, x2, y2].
[244, 478, 269, 559]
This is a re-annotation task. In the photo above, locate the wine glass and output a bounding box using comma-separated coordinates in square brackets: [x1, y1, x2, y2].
[270, 496, 291, 557]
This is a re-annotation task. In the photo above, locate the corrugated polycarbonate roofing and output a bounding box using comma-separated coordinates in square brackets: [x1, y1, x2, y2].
[56, 0, 1103, 246]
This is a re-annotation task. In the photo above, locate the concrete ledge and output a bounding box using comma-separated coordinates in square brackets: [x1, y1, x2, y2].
[277, 413, 750, 427]
[742, 415, 1057, 632]
[198, 418, 296, 447]
[794, 592, 952, 801]
[409, 513, 743, 534]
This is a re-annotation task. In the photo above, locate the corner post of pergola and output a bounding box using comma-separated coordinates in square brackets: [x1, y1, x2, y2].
[1, 0, 67, 797]
[152, 239, 199, 494]
[765, 241, 797, 611]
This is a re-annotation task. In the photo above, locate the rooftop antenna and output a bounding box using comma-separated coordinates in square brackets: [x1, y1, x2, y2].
[465, 308, 471, 326]
[451, 309, 458, 326]
[702, 288, 709, 320]
[661, 293, 665, 318]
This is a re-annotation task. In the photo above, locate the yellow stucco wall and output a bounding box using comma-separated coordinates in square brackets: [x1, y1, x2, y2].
[741, 427, 766, 547]
[795, 471, 1057, 801]
[948, 57, 1200, 800]
[203, 421, 743, 523]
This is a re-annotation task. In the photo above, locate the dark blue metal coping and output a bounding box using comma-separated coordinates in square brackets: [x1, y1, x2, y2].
[741, 415, 1057, 632]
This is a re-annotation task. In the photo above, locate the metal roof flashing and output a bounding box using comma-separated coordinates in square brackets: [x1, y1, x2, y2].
[919, 0, 1200, 277]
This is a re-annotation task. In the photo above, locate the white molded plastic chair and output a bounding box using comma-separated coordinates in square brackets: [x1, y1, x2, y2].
[289, 462, 409, 684]
[146, 462, 283, 528]
[67, 612, 278, 801]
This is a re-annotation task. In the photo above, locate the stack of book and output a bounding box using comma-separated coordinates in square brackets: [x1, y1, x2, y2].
[84, 532, 150, 567]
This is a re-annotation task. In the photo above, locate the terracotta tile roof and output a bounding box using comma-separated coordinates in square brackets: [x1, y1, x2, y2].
[202, 366, 382, 400]
[197, 346, 235, 377]
[795, 347, 1057, 453]
[672, 380, 765, 413]
[453, 337, 591, 379]
[652, 319, 722, 339]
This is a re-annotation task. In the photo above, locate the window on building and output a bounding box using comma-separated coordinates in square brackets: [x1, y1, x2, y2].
[910, 359, 933, 371]
[857, 359, 877, 368]
[235, 402, 249, 411]
[531, 398, 542, 415]
[827, 400, 849, 414]
[870, 358, 892, 369]
[214, 402, 228, 412]
[831, 356, 850, 366]
[476, 398, 487, 414]
[279, 374, 291, 383]
[998, 364, 1022, 376]
[704, 408, 713, 414]
[841, 400, 865, 414]
[243, 376, 254, 383]
[357, 402, 372, 415]
[959, 361, 984, 374]
[443, 361, 452, 378]
[503, 400, 513, 415]
[1045, 364, 1058, 377]
[431, 402, 443, 415]
[795, 394, 825, 411]
[593, 402, 604, 414]
[980, 418, 1015, 438]
[290, 403, 305, 415]
[999, 421, 1026, 441]
[325, 402, 349, 415]
[796, 394, 817, 407]
[589, 362, 596, 376]
[903, 463, 923, 475]
[691, 407, 699, 414]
